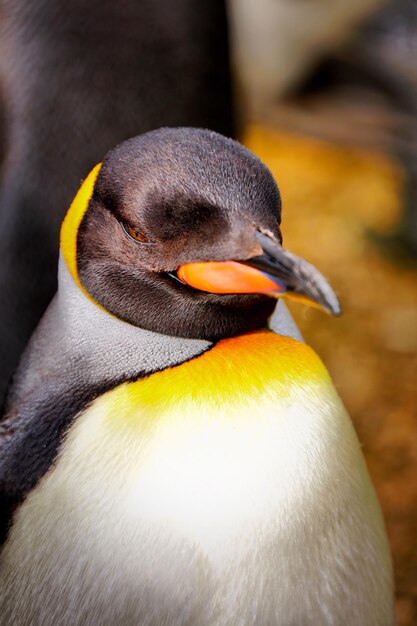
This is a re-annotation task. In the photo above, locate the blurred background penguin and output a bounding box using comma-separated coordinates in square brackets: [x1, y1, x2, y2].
[0, 0, 416, 623]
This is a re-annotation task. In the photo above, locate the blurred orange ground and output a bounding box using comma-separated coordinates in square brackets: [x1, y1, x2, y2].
[245, 125, 417, 626]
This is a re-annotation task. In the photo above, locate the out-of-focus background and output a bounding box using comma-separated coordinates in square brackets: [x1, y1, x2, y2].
[1, 0, 416, 623]
[230, 2, 417, 622]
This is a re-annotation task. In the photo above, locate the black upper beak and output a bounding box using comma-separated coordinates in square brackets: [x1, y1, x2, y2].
[242, 231, 341, 316]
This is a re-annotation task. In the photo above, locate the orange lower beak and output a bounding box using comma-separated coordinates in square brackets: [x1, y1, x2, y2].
[176, 232, 341, 315]
[177, 261, 285, 295]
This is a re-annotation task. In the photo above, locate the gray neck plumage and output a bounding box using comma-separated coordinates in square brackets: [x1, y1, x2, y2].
[8, 255, 301, 407]
[7, 257, 212, 406]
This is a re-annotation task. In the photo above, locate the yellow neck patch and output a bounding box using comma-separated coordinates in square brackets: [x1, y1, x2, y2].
[103, 331, 332, 429]
[60, 163, 102, 289]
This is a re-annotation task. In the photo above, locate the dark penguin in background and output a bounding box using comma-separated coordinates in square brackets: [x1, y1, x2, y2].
[0, 128, 393, 625]
[0, 0, 233, 402]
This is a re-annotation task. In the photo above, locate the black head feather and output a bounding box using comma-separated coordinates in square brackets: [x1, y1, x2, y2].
[77, 128, 282, 339]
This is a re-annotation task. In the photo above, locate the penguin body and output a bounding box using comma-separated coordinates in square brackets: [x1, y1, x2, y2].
[0, 324, 391, 625]
[0, 129, 394, 625]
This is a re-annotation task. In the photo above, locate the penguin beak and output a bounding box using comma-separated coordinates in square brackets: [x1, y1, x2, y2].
[176, 231, 341, 315]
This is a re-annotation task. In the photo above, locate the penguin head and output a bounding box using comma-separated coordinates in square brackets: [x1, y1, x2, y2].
[61, 127, 340, 340]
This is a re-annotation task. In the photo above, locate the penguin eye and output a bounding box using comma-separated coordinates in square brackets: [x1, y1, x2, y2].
[121, 222, 153, 244]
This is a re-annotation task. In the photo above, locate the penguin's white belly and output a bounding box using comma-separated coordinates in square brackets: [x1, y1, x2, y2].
[0, 334, 393, 625]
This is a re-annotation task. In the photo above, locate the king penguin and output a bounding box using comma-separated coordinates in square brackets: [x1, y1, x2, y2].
[0, 128, 393, 625]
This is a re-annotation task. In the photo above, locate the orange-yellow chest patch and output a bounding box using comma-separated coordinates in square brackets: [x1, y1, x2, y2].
[101, 330, 333, 431]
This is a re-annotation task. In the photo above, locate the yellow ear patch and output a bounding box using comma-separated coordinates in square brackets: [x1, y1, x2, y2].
[60, 163, 102, 288]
